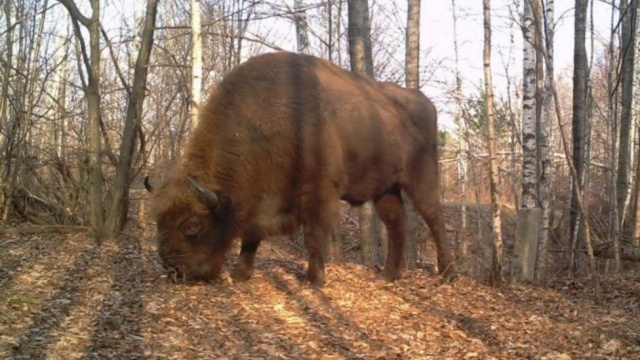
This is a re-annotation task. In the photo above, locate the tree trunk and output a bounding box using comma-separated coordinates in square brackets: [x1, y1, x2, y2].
[482, 0, 504, 287]
[535, 0, 602, 304]
[0, 0, 11, 152]
[104, 0, 159, 237]
[0, 0, 14, 219]
[347, 0, 373, 76]
[405, 0, 420, 89]
[403, 0, 421, 270]
[58, 0, 104, 238]
[347, 0, 380, 267]
[536, 0, 554, 280]
[451, 0, 468, 259]
[607, 0, 622, 273]
[87, 0, 103, 239]
[334, 0, 343, 64]
[513, 0, 542, 282]
[294, 0, 310, 54]
[359, 206, 382, 267]
[569, 0, 589, 276]
[621, 1, 640, 242]
[616, 0, 638, 236]
[191, 0, 203, 129]
[521, 0, 538, 210]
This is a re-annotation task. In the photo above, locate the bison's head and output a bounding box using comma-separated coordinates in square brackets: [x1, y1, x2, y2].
[146, 176, 235, 283]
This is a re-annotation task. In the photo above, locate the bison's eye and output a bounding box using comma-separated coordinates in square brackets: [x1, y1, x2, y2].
[179, 216, 202, 236]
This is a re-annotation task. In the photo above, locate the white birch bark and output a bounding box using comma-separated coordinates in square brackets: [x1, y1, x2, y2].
[521, 0, 537, 209]
[294, 0, 310, 54]
[404, 0, 421, 269]
[536, 0, 554, 279]
[191, 0, 203, 129]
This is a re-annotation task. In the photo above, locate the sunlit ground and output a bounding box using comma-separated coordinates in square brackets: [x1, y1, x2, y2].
[1, 223, 638, 359]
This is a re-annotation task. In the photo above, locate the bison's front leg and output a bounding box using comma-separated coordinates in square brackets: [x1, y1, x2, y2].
[231, 235, 262, 282]
[374, 186, 407, 282]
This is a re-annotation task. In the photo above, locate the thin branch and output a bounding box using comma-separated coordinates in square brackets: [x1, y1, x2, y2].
[100, 25, 131, 96]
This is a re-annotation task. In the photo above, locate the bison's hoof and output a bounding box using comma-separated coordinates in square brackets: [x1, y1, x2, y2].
[379, 269, 402, 282]
[231, 267, 253, 282]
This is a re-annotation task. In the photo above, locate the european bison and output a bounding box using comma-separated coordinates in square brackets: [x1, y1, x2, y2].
[148, 52, 456, 286]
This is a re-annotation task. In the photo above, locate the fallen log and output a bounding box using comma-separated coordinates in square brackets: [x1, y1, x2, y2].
[593, 241, 640, 262]
[0, 225, 90, 235]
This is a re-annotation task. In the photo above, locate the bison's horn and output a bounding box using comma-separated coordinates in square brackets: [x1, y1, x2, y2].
[144, 176, 153, 193]
[188, 176, 218, 208]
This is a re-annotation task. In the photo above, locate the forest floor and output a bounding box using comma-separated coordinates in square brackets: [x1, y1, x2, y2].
[1, 223, 639, 359]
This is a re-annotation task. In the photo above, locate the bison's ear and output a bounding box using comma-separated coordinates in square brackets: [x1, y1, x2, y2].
[188, 176, 219, 208]
[180, 216, 202, 236]
[144, 176, 153, 193]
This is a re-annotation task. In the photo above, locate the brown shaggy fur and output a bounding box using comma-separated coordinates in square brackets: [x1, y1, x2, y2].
[150, 52, 456, 286]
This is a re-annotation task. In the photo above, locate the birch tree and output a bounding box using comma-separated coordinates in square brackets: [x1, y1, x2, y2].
[536, 0, 554, 279]
[534, 0, 601, 303]
[405, 0, 420, 90]
[482, 0, 504, 286]
[191, 0, 203, 129]
[521, 0, 539, 210]
[404, 0, 421, 269]
[512, 0, 543, 281]
[616, 0, 638, 235]
[294, 0, 310, 54]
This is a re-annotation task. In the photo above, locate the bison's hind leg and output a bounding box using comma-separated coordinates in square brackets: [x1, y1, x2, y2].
[300, 197, 341, 287]
[231, 234, 262, 282]
[374, 185, 407, 282]
[403, 164, 457, 282]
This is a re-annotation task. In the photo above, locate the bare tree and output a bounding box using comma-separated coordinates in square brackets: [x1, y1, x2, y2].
[104, 0, 159, 236]
[451, 0, 469, 258]
[482, 0, 504, 286]
[620, 0, 640, 243]
[513, 0, 543, 282]
[403, 0, 421, 270]
[58, 0, 104, 238]
[294, 0, 310, 54]
[569, 0, 589, 275]
[536, 0, 554, 279]
[347, 0, 381, 267]
[405, 0, 420, 90]
[0, 0, 11, 154]
[531, 0, 601, 302]
[1, 0, 52, 222]
[616, 0, 638, 236]
[348, 0, 373, 76]
[521, 0, 539, 210]
[191, 0, 203, 129]
[607, 0, 622, 273]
